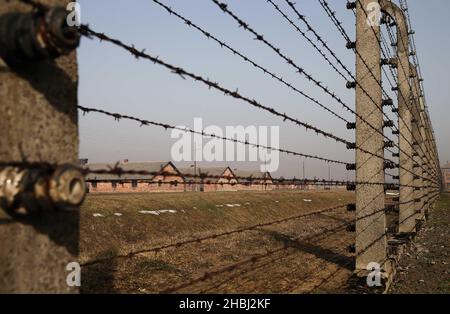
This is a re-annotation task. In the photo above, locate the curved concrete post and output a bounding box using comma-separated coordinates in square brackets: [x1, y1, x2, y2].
[409, 63, 425, 221]
[355, 0, 386, 271]
[380, 0, 415, 234]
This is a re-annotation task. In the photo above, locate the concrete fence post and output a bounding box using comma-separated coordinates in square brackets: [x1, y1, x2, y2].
[409, 63, 424, 221]
[380, 0, 415, 234]
[0, 0, 79, 293]
[355, 0, 387, 271]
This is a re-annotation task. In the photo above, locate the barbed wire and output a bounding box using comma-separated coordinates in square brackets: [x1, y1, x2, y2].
[210, 0, 438, 184]
[159, 189, 441, 293]
[399, 0, 434, 139]
[195, 224, 352, 293]
[381, 8, 438, 174]
[322, 0, 425, 165]
[15, 0, 440, 185]
[14, 0, 437, 185]
[321, 0, 424, 167]
[159, 221, 350, 293]
[79, 187, 438, 271]
[78, 25, 438, 183]
[274, 0, 400, 162]
[150, 0, 351, 125]
[383, 21, 438, 177]
[267, 0, 350, 82]
[3, 0, 442, 294]
[81, 203, 348, 267]
[318, 0, 438, 182]
[85, 179, 343, 188]
[314, 191, 440, 292]
[385, 0, 440, 173]
[150, 0, 421, 180]
[282, 0, 398, 136]
[1, 159, 435, 190]
[355, 0, 438, 178]
[79, 25, 353, 147]
[210, 0, 402, 147]
[78, 105, 349, 166]
[86, 167, 434, 190]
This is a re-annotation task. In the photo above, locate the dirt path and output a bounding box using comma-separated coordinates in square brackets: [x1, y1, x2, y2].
[389, 193, 450, 294]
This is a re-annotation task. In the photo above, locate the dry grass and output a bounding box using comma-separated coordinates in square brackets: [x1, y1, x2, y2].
[80, 190, 354, 262]
[390, 193, 450, 294]
[80, 190, 359, 293]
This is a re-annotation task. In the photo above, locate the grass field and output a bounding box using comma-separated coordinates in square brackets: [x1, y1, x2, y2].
[81, 190, 358, 293]
[80, 190, 434, 294]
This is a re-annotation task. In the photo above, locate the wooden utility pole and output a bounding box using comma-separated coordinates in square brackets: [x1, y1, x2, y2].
[0, 0, 79, 293]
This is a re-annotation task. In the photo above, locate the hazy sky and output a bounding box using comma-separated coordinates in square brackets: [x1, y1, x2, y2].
[77, 0, 450, 179]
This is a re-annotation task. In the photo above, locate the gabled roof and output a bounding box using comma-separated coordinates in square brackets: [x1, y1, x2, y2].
[178, 167, 229, 183]
[85, 161, 170, 181]
[233, 169, 271, 180]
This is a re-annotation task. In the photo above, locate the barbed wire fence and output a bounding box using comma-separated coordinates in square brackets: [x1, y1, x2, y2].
[0, 0, 442, 293]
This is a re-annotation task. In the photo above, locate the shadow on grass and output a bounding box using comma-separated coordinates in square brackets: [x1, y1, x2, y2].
[261, 229, 353, 271]
[81, 249, 118, 294]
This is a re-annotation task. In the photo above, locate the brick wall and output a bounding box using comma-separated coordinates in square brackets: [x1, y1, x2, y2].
[87, 181, 186, 193]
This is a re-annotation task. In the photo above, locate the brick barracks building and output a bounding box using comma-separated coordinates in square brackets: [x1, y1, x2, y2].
[442, 161, 450, 192]
[83, 160, 274, 194]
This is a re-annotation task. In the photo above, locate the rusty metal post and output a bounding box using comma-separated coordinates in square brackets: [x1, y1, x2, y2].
[355, 0, 386, 271]
[380, 0, 414, 234]
[0, 0, 80, 293]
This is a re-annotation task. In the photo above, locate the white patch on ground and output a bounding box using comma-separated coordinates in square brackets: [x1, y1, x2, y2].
[139, 209, 177, 215]
[159, 209, 177, 214]
[386, 192, 399, 196]
[303, 199, 312, 202]
[244, 202, 251, 205]
[215, 205, 224, 208]
[274, 201, 279, 203]
[93, 213, 104, 217]
[139, 210, 160, 215]
[114, 213, 123, 217]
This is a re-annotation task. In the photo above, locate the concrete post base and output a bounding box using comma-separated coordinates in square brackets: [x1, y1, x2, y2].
[348, 259, 395, 294]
